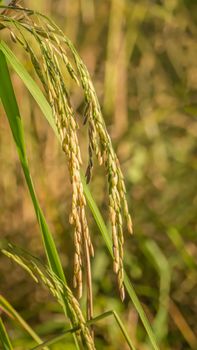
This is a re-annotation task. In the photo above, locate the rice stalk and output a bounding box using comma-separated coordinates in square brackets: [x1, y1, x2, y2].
[0, 2, 133, 301]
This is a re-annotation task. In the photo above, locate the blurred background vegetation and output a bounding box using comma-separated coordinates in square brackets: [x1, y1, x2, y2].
[0, 0, 197, 349]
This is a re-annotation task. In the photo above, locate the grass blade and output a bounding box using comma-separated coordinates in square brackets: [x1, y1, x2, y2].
[0, 41, 58, 138]
[0, 318, 13, 350]
[0, 295, 48, 349]
[143, 240, 171, 343]
[0, 41, 159, 350]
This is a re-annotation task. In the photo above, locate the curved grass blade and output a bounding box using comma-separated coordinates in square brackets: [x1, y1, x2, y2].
[0, 318, 13, 350]
[0, 295, 48, 350]
[0, 41, 58, 137]
[0, 41, 159, 350]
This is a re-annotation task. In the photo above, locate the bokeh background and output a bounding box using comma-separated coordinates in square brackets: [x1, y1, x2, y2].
[0, 0, 197, 349]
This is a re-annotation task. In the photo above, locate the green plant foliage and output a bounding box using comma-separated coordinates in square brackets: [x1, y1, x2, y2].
[0, 295, 48, 349]
[0, 318, 13, 350]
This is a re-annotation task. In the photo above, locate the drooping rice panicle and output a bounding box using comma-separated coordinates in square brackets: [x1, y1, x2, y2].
[0, 3, 133, 300]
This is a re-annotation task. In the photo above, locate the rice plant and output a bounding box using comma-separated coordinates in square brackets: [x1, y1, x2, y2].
[0, 1, 160, 349]
[0, 0, 133, 301]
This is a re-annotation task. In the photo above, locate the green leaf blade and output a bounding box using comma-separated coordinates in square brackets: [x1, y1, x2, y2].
[0, 318, 13, 350]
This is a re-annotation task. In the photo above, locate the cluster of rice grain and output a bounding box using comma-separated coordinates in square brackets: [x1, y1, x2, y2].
[0, 2, 133, 301]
